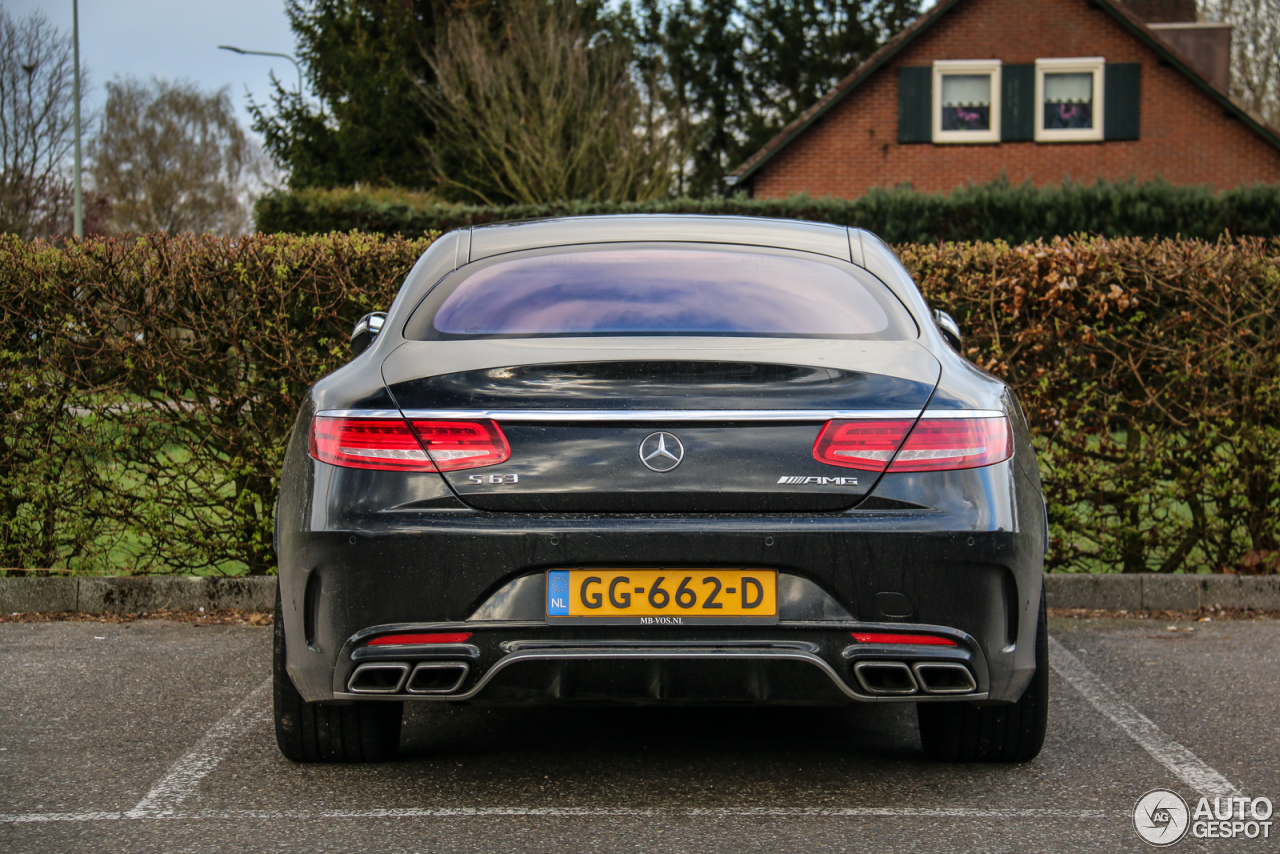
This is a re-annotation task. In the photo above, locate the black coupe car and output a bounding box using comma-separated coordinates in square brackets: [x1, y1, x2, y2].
[273, 215, 1049, 764]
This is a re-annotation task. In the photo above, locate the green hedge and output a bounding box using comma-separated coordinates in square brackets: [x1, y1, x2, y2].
[253, 180, 1280, 243]
[1, 232, 430, 576]
[2, 232, 1278, 575]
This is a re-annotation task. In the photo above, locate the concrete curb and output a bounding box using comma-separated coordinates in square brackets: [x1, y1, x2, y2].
[2, 574, 1279, 615]
[1044, 574, 1280, 611]
[0, 576, 276, 614]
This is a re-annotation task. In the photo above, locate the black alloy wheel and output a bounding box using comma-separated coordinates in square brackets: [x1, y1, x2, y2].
[916, 590, 1049, 763]
[273, 588, 403, 762]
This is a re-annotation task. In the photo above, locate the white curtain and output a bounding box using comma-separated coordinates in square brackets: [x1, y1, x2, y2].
[1044, 72, 1093, 104]
[941, 75, 991, 107]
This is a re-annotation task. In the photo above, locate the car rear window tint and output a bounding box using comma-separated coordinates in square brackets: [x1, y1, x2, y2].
[404, 246, 916, 340]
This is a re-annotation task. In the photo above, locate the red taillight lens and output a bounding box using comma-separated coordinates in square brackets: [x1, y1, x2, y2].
[812, 419, 913, 471]
[309, 417, 511, 472]
[310, 417, 436, 471]
[852, 632, 957, 646]
[410, 420, 510, 471]
[367, 632, 473, 646]
[813, 417, 1011, 472]
[889, 417, 1012, 472]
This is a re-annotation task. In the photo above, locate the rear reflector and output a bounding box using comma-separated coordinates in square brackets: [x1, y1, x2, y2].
[852, 632, 957, 646]
[813, 416, 1011, 472]
[368, 632, 473, 646]
[310, 417, 510, 472]
[410, 420, 511, 471]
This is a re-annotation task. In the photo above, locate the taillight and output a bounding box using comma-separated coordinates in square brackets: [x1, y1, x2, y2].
[812, 419, 913, 471]
[409, 420, 510, 471]
[368, 632, 473, 646]
[310, 417, 435, 471]
[813, 416, 1012, 472]
[852, 632, 957, 646]
[309, 417, 510, 472]
[889, 417, 1012, 471]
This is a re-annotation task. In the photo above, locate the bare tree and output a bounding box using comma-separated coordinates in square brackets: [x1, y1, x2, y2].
[89, 79, 262, 235]
[0, 8, 86, 239]
[1201, 0, 1280, 127]
[420, 0, 684, 205]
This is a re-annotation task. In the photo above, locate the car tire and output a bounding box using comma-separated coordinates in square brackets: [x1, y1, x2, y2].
[916, 590, 1048, 763]
[273, 588, 402, 763]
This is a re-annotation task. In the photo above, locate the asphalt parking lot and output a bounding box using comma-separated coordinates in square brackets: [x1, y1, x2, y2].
[1, 615, 1277, 853]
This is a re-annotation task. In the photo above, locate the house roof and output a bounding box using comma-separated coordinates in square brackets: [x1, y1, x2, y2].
[729, 0, 1280, 186]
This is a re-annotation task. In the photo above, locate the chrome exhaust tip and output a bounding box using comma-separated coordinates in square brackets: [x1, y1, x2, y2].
[347, 662, 410, 694]
[405, 661, 470, 694]
[852, 661, 919, 695]
[912, 662, 977, 694]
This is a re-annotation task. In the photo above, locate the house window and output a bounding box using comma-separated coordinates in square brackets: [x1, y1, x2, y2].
[932, 60, 1001, 144]
[1035, 58, 1105, 142]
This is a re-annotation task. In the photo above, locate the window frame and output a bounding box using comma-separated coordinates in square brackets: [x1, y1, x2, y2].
[931, 59, 1002, 144]
[1034, 57, 1105, 143]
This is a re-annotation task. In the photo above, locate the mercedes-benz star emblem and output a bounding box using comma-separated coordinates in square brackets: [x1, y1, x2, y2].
[639, 432, 685, 472]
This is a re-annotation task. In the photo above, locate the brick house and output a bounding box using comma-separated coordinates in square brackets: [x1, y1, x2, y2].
[729, 0, 1280, 198]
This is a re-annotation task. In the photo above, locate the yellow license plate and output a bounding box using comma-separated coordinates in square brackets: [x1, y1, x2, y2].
[546, 569, 777, 621]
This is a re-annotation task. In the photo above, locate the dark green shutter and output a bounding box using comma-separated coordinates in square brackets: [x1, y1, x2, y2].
[1104, 63, 1141, 140]
[1001, 65, 1035, 141]
[898, 67, 932, 143]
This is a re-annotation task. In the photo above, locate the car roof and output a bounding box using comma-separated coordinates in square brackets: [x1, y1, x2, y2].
[465, 214, 855, 263]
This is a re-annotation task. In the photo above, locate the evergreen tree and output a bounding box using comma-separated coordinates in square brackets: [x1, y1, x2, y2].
[740, 0, 919, 151]
[249, 0, 453, 189]
[660, 0, 919, 196]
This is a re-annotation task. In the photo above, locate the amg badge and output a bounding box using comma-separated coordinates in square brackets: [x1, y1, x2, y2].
[777, 476, 859, 485]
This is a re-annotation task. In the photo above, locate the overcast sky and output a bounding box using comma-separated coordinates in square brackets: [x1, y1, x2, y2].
[6, 0, 296, 140]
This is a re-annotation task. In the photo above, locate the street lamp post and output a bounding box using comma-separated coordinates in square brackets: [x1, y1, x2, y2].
[72, 0, 82, 239]
[217, 45, 303, 96]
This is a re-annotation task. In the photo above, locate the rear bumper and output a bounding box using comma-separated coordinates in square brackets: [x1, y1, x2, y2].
[279, 501, 1044, 705]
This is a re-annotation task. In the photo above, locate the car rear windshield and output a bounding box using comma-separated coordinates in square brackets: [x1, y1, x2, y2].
[403, 246, 917, 340]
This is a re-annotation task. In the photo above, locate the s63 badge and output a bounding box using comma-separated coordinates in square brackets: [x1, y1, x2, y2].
[467, 473, 520, 484]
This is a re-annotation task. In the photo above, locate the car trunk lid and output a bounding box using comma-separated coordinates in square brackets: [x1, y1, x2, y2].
[383, 340, 940, 512]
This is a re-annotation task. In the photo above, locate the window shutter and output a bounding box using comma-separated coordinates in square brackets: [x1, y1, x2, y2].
[898, 67, 932, 143]
[1001, 65, 1035, 141]
[1104, 63, 1141, 140]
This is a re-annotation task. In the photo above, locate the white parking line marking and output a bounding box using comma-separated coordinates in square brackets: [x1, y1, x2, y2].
[2, 641, 1237, 827]
[0, 806, 1114, 824]
[1048, 637, 1240, 797]
[126, 678, 271, 818]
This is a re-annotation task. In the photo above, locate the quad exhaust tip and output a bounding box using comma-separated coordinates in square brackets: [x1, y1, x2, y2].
[347, 661, 471, 695]
[853, 661, 978, 696]
[348, 662, 410, 694]
[912, 662, 978, 694]
[853, 661, 919, 695]
[406, 662, 470, 694]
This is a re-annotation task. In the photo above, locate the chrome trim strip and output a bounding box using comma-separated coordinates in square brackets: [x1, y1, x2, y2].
[316, 409, 403, 419]
[500, 639, 822, 654]
[351, 643, 480, 662]
[319, 408, 1007, 423]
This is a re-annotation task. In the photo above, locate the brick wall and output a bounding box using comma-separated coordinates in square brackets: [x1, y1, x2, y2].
[749, 0, 1280, 199]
